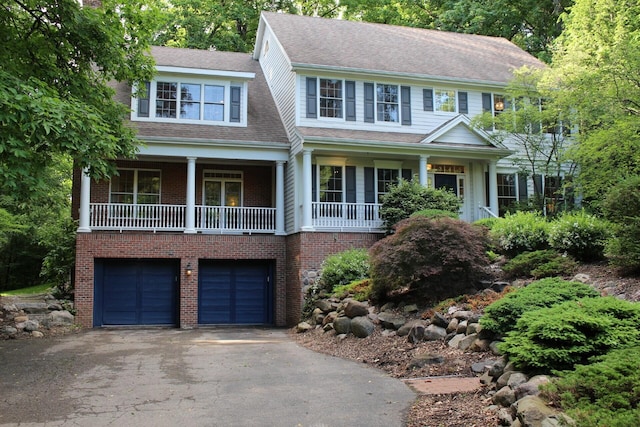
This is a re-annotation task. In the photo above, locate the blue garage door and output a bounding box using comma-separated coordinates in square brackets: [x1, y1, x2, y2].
[94, 260, 178, 326]
[199, 261, 273, 325]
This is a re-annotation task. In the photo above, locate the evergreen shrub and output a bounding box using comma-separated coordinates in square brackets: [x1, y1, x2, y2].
[480, 277, 599, 337]
[502, 250, 577, 279]
[500, 297, 640, 372]
[490, 211, 549, 256]
[548, 211, 612, 261]
[318, 248, 370, 293]
[369, 216, 489, 302]
[602, 176, 640, 272]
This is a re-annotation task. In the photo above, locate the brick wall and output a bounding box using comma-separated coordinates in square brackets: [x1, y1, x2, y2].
[284, 231, 383, 324]
[76, 232, 287, 328]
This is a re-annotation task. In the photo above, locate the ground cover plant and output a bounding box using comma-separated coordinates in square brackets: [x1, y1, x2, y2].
[480, 277, 599, 337]
[501, 250, 578, 279]
[543, 346, 640, 427]
[369, 216, 489, 303]
[500, 296, 640, 372]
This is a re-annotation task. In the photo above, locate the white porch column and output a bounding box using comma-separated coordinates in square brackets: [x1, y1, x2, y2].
[77, 167, 92, 233]
[419, 155, 429, 186]
[185, 157, 197, 234]
[275, 160, 285, 235]
[488, 160, 499, 216]
[301, 149, 314, 231]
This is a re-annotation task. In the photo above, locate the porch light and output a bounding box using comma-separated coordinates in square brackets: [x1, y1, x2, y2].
[186, 263, 193, 276]
[494, 100, 505, 111]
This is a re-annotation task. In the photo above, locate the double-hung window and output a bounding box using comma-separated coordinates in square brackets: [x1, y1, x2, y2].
[434, 89, 456, 113]
[134, 79, 245, 125]
[319, 79, 343, 118]
[110, 169, 161, 205]
[376, 168, 399, 203]
[497, 173, 517, 216]
[376, 84, 399, 122]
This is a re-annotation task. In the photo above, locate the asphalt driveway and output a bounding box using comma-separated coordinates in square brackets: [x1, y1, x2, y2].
[0, 328, 415, 426]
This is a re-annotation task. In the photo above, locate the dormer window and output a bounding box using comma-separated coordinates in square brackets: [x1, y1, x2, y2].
[132, 67, 254, 126]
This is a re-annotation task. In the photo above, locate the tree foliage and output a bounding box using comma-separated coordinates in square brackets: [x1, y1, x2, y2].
[0, 0, 161, 195]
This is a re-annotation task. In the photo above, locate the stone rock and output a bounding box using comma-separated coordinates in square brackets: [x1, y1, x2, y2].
[311, 308, 324, 325]
[377, 312, 406, 330]
[336, 333, 348, 340]
[333, 316, 351, 334]
[350, 316, 375, 338]
[409, 353, 444, 369]
[2, 326, 18, 336]
[492, 386, 516, 407]
[13, 315, 29, 323]
[457, 333, 478, 351]
[296, 322, 313, 333]
[344, 301, 369, 318]
[571, 273, 591, 284]
[315, 299, 333, 313]
[322, 323, 334, 332]
[15, 302, 49, 314]
[471, 361, 490, 374]
[479, 371, 493, 385]
[507, 372, 529, 389]
[447, 333, 466, 349]
[322, 311, 338, 326]
[380, 302, 395, 312]
[490, 341, 503, 355]
[407, 323, 425, 343]
[467, 313, 482, 324]
[492, 281, 510, 292]
[47, 303, 63, 311]
[31, 331, 44, 338]
[515, 395, 557, 427]
[515, 375, 551, 400]
[466, 322, 481, 335]
[452, 310, 474, 320]
[498, 407, 515, 426]
[469, 338, 491, 352]
[456, 320, 468, 334]
[489, 359, 506, 378]
[2, 304, 18, 312]
[497, 371, 514, 389]
[47, 310, 75, 326]
[403, 304, 418, 314]
[446, 318, 459, 333]
[397, 320, 425, 337]
[430, 312, 449, 328]
[423, 324, 447, 341]
[23, 319, 40, 332]
[380, 329, 396, 337]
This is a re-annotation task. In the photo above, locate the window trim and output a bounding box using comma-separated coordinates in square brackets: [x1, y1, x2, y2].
[433, 88, 458, 114]
[131, 77, 248, 126]
[318, 78, 344, 120]
[375, 83, 400, 124]
[202, 169, 244, 207]
[109, 168, 162, 205]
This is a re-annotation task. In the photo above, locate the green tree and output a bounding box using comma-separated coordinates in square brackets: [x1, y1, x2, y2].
[0, 0, 162, 195]
[546, 0, 640, 207]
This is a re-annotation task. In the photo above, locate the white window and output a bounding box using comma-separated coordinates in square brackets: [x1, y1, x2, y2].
[434, 89, 456, 113]
[497, 173, 517, 216]
[110, 169, 161, 205]
[203, 170, 243, 207]
[133, 79, 246, 125]
[318, 165, 343, 203]
[319, 79, 343, 118]
[376, 168, 399, 203]
[376, 84, 399, 122]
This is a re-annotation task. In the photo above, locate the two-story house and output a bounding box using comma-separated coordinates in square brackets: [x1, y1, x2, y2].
[73, 12, 546, 329]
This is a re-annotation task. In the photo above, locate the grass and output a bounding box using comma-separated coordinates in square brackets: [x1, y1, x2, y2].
[0, 284, 52, 296]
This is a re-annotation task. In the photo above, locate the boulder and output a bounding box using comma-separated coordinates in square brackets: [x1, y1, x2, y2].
[497, 371, 514, 389]
[515, 395, 557, 427]
[333, 316, 351, 334]
[322, 323, 334, 332]
[296, 322, 313, 333]
[507, 372, 529, 389]
[377, 312, 406, 330]
[446, 318, 459, 333]
[408, 353, 444, 369]
[489, 340, 503, 355]
[2, 304, 18, 312]
[15, 302, 48, 314]
[469, 338, 491, 352]
[447, 333, 466, 349]
[407, 323, 425, 343]
[311, 308, 324, 325]
[430, 312, 449, 328]
[515, 375, 551, 400]
[423, 324, 447, 341]
[452, 310, 474, 320]
[456, 320, 468, 334]
[456, 333, 478, 351]
[13, 315, 29, 323]
[380, 302, 395, 312]
[350, 316, 375, 338]
[397, 320, 425, 337]
[315, 299, 333, 313]
[322, 311, 338, 326]
[497, 407, 515, 426]
[492, 386, 517, 407]
[403, 304, 418, 314]
[2, 326, 18, 336]
[47, 310, 75, 326]
[344, 301, 369, 318]
[31, 331, 44, 338]
[23, 320, 40, 332]
[466, 322, 481, 335]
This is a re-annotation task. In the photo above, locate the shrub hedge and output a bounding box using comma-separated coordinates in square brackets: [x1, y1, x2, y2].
[548, 211, 611, 261]
[502, 250, 578, 279]
[490, 211, 550, 256]
[318, 248, 370, 293]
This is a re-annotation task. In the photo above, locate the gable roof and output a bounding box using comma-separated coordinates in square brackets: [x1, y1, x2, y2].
[258, 12, 544, 85]
[116, 46, 289, 146]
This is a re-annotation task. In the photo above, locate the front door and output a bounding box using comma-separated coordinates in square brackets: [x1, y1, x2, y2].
[434, 174, 458, 196]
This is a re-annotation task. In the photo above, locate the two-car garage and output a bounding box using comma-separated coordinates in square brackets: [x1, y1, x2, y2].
[93, 259, 273, 327]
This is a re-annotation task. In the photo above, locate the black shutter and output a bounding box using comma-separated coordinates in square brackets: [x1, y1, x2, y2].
[346, 166, 356, 203]
[401, 86, 411, 125]
[312, 165, 317, 202]
[518, 174, 528, 201]
[137, 82, 150, 117]
[230, 86, 241, 122]
[345, 81, 356, 121]
[533, 174, 543, 196]
[306, 77, 317, 118]
[402, 169, 412, 181]
[458, 91, 468, 114]
[364, 83, 375, 123]
[364, 167, 375, 203]
[423, 88, 433, 111]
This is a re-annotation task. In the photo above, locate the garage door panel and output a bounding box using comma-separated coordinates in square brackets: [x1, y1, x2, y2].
[199, 262, 272, 325]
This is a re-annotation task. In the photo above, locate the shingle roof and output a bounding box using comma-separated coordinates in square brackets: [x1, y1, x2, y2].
[116, 46, 289, 145]
[261, 12, 544, 85]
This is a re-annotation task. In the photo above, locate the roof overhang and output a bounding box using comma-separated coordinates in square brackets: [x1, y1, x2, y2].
[156, 65, 255, 80]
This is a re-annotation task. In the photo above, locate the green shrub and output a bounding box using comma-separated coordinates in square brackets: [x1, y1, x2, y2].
[480, 277, 599, 337]
[332, 279, 371, 302]
[500, 297, 640, 372]
[602, 176, 640, 272]
[548, 211, 612, 261]
[473, 217, 500, 231]
[543, 346, 640, 427]
[490, 211, 550, 256]
[502, 250, 578, 279]
[379, 180, 461, 232]
[318, 248, 370, 293]
[410, 209, 459, 220]
[369, 216, 489, 303]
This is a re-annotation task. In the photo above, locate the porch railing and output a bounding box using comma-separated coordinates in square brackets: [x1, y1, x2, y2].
[478, 206, 499, 219]
[89, 203, 276, 233]
[312, 202, 384, 231]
